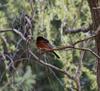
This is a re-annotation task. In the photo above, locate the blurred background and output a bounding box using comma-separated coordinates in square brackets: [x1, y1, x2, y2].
[0, 0, 97, 91]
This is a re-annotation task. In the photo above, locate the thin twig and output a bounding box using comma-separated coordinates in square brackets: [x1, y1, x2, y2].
[43, 45, 100, 59]
[73, 35, 96, 45]
[1, 28, 99, 60]
[0, 29, 26, 41]
[0, 29, 12, 33]
[13, 29, 26, 41]
[4, 54, 16, 70]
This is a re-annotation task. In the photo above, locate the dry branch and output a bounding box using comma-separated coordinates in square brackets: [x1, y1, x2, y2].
[29, 50, 75, 80]
[64, 26, 91, 34]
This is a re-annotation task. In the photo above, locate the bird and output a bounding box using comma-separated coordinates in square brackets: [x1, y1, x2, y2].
[36, 36, 60, 58]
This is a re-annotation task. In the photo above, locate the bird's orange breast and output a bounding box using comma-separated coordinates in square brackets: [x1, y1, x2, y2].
[36, 41, 50, 50]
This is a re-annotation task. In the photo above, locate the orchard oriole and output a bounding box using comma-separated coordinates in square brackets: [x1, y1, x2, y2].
[36, 36, 60, 58]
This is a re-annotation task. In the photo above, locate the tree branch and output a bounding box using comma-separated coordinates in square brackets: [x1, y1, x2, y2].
[0, 29, 26, 41]
[44, 46, 100, 59]
[64, 25, 92, 34]
[29, 50, 75, 80]
[1, 28, 99, 59]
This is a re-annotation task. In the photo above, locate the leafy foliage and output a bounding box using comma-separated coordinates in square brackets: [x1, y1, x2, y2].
[0, 0, 97, 91]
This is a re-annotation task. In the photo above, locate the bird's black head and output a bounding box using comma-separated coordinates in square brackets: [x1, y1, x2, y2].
[36, 36, 49, 42]
[37, 36, 44, 41]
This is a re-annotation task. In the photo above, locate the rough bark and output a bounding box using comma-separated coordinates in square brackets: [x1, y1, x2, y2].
[87, 0, 100, 90]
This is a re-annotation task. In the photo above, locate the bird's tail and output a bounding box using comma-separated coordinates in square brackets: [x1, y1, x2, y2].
[53, 51, 60, 58]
